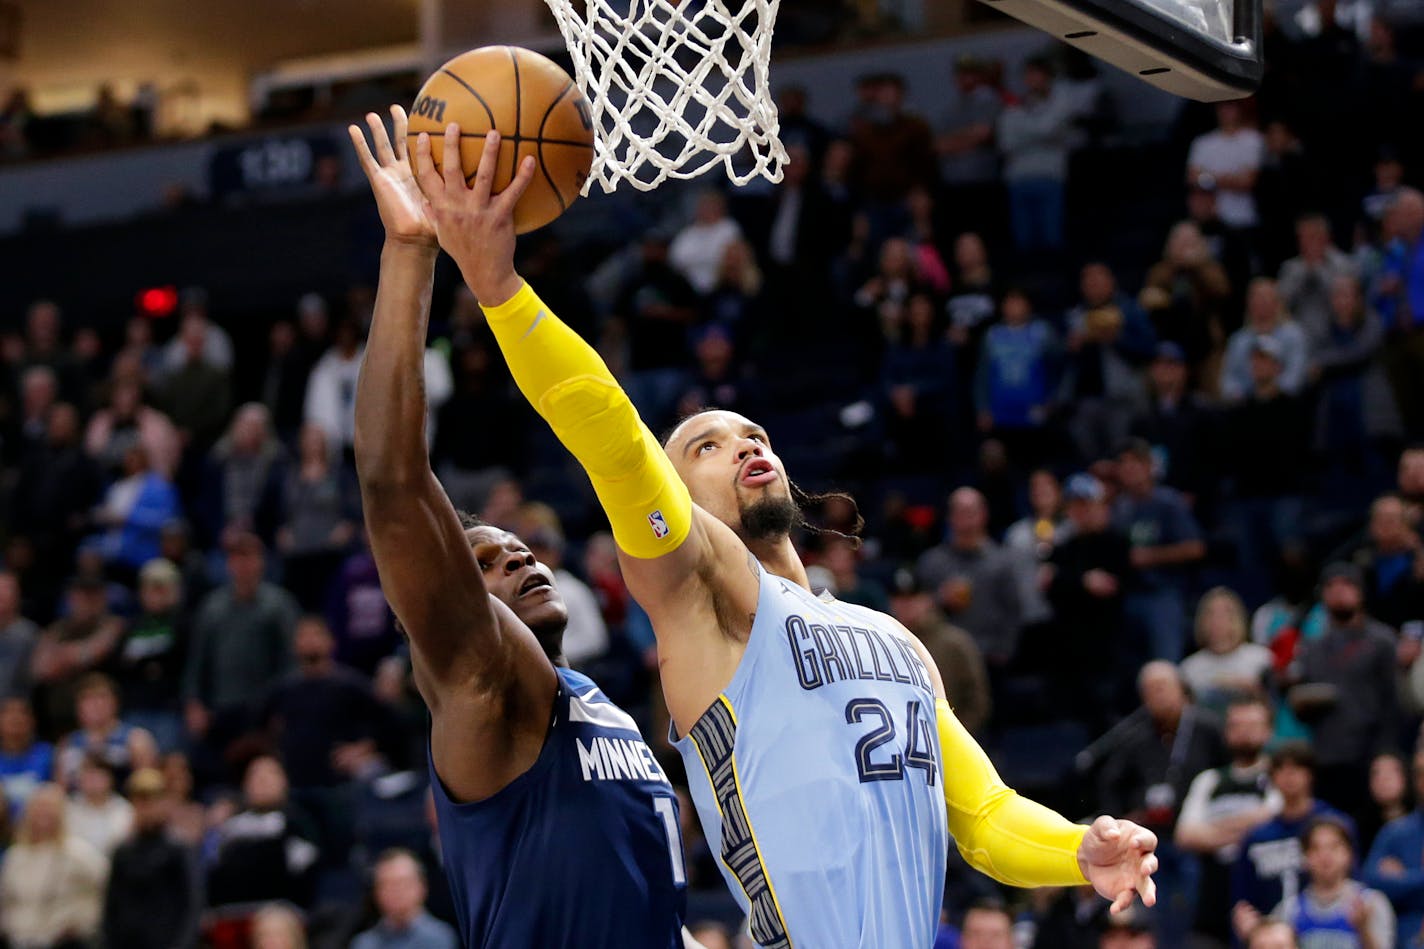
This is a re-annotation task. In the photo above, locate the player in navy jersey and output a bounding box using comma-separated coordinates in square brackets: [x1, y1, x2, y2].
[349, 108, 692, 949]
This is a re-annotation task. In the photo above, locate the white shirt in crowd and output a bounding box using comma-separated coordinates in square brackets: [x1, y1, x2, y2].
[304, 346, 452, 451]
[556, 568, 610, 667]
[1188, 126, 1266, 229]
[67, 792, 134, 857]
[669, 217, 742, 295]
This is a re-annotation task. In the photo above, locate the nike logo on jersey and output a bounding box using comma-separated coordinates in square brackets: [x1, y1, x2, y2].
[576, 736, 668, 783]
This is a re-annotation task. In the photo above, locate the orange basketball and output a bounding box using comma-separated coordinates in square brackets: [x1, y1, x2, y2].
[408, 46, 595, 235]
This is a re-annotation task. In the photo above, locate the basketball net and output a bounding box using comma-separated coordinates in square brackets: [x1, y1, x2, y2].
[542, 0, 788, 192]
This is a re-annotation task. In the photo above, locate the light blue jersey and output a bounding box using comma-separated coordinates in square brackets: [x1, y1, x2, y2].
[672, 564, 949, 948]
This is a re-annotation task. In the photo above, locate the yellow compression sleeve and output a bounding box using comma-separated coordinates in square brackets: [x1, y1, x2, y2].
[480, 282, 692, 559]
[938, 698, 1088, 888]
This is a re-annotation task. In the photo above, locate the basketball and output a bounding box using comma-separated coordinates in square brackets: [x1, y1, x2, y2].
[408, 46, 595, 234]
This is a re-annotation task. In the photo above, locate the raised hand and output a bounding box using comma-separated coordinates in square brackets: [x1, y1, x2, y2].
[412, 123, 538, 307]
[348, 105, 437, 249]
[1077, 815, 1159, 914]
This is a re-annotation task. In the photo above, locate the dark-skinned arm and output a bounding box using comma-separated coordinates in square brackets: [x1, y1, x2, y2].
[349, 109, 555, 802]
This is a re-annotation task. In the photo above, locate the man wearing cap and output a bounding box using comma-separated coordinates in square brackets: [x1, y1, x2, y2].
[1045, 474, 1132, 728]
[102, 768, 199, 949]
[1221, 326, 1313, 605]
[1288, 563, 1399, 816]
[183, 532, 298, 770]
[1114, 439, 1205, 663]
[1131, 342, 1217, 505]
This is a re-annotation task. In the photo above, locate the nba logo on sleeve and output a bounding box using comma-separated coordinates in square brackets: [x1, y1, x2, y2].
[648, 510, 669, 539]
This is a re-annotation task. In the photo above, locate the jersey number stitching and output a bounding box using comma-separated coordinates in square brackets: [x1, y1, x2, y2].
[845, 698, 938, 786]
[653, 795, 687, 886]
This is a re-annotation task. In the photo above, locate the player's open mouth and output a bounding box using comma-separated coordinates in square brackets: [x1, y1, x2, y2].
[518, 574, 552, 597]
[739, 459, 778, 487]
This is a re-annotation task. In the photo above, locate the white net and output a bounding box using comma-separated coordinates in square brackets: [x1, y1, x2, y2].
[542, 0, 788, 193]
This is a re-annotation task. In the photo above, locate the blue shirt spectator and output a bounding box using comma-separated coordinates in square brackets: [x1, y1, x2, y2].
[352, 850, 458, 949]
[1364, 750, 1424, 949]
[0, 698, 52, 818]
[975, 290, 1058, 431]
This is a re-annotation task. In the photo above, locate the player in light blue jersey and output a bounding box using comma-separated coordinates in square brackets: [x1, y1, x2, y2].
[415, 122, 1160, 948]
[350, 109, 696, 949]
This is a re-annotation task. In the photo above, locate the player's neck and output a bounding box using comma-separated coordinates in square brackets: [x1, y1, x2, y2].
[747, 535, 810, 591]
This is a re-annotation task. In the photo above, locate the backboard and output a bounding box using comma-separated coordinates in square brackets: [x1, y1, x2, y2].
[980, 0, 1263, 101]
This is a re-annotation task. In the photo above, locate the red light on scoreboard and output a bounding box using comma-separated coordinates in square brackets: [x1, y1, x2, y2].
[136, 285, 179, 318]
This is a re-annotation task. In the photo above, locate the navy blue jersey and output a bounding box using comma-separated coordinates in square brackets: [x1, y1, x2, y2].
[430, 668, 687, 949]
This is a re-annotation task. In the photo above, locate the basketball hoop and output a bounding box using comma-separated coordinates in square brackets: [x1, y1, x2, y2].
[541, 0, 788, 193]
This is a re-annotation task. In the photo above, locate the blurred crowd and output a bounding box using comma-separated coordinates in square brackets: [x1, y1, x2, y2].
[1, 1, 1424, 948]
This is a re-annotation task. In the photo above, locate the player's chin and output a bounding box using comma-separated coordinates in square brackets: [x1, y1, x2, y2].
[516, 595, 568, 629]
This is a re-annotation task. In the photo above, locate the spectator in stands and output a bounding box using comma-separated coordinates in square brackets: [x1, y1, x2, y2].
[974, 288, 1059, 467]
[1234, 743, 1352, 922]
[1328, 495, 1424, 631]
[265, 294, 330, 441]
[758, 144, 844, 330]
[882, 292, 957, 470]
[1312, 276, 1402, 512]
[207, 756, 318, 908]
[276, 421, 358, 609]
[613, 231, 701, 374]
[915, 487, 1024, 669]
[1187, 101, 1265, 235]
[0, 87, 34, 159]
[1130, 342, 1215, 503]
[0, 697, 52, 818]
[848, 73, 936, 207]
[325, 530, 399, 677]
[1220, 334, 1313, 605]
[1277, 818, 1395, 949]
[1396, 448, 1424, 525]
[669, 190, 744, 296]
[1114, 438, 1205, 662]
[90, 442, 182, 575]
[199, 404, 286, 549]
[1045, 472, 1131, 726]
[1360, 753, 1410, 854]
[997, 56, 1075, 255]
[159, 289, 233, 375]
[0, 572, 38, 700]
[1061, 263, 1156, 463]
[674, 324, 747, 422]
[1095, 662, 1225, 945]
[12, 401, 102, 607]
[888, 568, 990, 734]
[249, 903, 308, 949]
[1360, 151, 1405, 244]
[159, 519, 212, 614]
[1221, 278, 1311, 401]
[263, 614, 384, 790]
[351, 849, 458, 949]
[0, 782, 108, 948]
[1290, 562, 1399, 817]
[9, 365, 59, 464]
[1375, 189, 1424, 439]
[67, 754, 133, 856]
[1005, 468, 1069, 560]
[55, 673, 155, 789]
[304, 318, 365, 458]
[1139, 221, 1233, 368]
[118, 316, 164, 389]
[84, 379, 181, 480]
[113, 558, 186, 753]
[945, 231, 998, 362]
[31, 578, 125, 736]
[183, 532, 297, 768]
[1365, 747, 1424, 947]
[21, 301, 81, 402]
[1178, 588, 1272, 718]
[1177, 696, 1280, 949]
[854, 236, 922, 345]
[959, 900, 1015, 949]
[102, 767, 199, 949]
[936, 55, 1003, 240]
[703, 238, 765, 340]
[1278, 214, 1358, 343]
[160, 313, 233, 456]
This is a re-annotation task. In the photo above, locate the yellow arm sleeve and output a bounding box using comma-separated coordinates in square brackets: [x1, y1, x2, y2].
[937, 698, 1089, 888]
[480, 282, 692, 559]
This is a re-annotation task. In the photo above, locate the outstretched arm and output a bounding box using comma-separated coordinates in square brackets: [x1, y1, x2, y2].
[413, 127, 745, 616]
[349, 108, 555, 802]
[902, 631, 1157, 910]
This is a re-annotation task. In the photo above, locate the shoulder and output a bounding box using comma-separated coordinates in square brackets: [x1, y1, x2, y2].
[350, 930, 377, 949]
